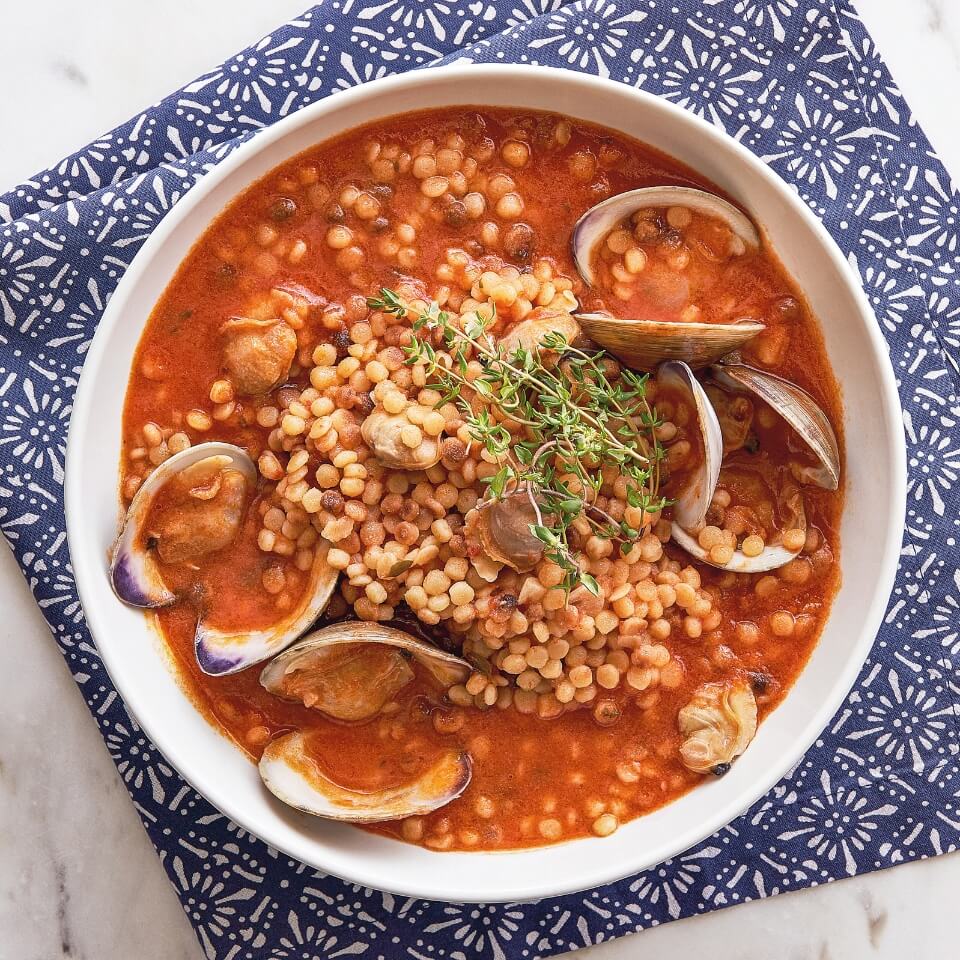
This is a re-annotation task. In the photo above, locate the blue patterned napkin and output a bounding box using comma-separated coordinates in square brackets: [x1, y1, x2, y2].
[3, 1, 959, 957]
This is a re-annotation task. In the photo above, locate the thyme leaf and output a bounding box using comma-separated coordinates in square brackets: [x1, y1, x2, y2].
[369, 289, 669, 593]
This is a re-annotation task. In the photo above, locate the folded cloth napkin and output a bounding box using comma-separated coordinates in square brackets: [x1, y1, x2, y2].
[2, 1, 959, 957]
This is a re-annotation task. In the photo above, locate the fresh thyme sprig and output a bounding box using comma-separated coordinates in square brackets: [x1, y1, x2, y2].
[366, 288, 668, 594]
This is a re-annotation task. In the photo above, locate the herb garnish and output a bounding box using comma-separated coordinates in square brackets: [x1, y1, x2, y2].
[367, 288, 668, 594]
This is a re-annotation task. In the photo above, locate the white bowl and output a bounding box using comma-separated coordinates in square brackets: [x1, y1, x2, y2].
[66, 64, 905, 903]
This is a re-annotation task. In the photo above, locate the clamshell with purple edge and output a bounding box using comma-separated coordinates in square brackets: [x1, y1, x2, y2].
[109, 442, 257, 609]
[194, 543, 339, 676]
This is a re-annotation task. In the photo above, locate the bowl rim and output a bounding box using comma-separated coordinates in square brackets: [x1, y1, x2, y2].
[66, 62, 907, 902]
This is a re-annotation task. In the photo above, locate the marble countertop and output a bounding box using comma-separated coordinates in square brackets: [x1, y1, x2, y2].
[1, 1, 958, 958]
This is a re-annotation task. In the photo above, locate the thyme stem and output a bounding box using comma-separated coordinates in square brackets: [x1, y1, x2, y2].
[367, 288, 669, 593]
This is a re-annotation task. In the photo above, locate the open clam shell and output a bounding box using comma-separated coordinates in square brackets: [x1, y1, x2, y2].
[195, 544, 339, 676]
[576, 315, 765, 372]
[110, 442, 257, 609]
[571, 185, 760, 287]
[570, 186, 764, 371]
[259, 731, 472, 823]
[260, 622, 473, 721]
[671, 484, 807, 573]
[712, 363, 841, 491]
[658, 361, 724, 531]
[665, 360, 838, 573]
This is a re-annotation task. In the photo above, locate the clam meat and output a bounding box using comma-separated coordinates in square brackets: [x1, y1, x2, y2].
[475, 483, 545, 573]
[496, 308, 580, 358]
[260, 622, 473, 722]
[678, 680, 758, 775]
[220, 316, 298, 396]
[110, 442, 257, 609]
[703, 383, 755, 455]
[361, 405, 442, 471]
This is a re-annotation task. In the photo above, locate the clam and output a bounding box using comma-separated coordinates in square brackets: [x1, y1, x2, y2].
[571, 186, 764, 371]
[703, 382, 754, 454]
[712, 363, 840, 491]
[663, 361, 839, 572]
[194, 543, 339, 676]
[361, 406, 441, 470]
[220, 316, 297, 396]
[671, 482, 807, 574]
[571, 185, 760, 286]
[258, 623, 474, 822]
[476, 483, 544, 573]
[574, 315, 765, 373]
[110, 442, 257, 609]
[260, 622, 472, 721]
[559, 185, 840, 576]
[259, 731, 471, 823]
[678, 680, 757, 775]
[112, 441, 339, 674]
[497, 309, 581, 357]
[658, 361, 723, 531]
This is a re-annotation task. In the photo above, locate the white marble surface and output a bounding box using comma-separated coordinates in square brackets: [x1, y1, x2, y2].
[1, 1, 958, 958]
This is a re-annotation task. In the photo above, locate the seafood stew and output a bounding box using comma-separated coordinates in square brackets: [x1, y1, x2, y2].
[114, 107, 843, 851]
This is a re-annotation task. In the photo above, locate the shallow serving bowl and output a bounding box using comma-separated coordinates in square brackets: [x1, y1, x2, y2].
[66, 64, 906, 903]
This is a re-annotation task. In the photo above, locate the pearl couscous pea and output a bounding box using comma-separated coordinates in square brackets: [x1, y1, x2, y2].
[771, 610, 796, 637]
[449, 582, 475, 606]
[400, 424, 423, 448]
[326, 225, 353, 249]
[592, 813, 619, 837]
[568, 665, 593, 689]
[538, 818, 562, 841]
[501, 140, 530, 168]
[595, 664, 620, 689]
[755, 575, 779, 598]
[423, 570, 451, 595]
[709, 544, 735, 565]
[742, 534, 765, 557]
[495, 193, 524, 219]
[783, 527, 807, 552]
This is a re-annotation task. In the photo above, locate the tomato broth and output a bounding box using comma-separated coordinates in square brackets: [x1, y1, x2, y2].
[119, 108, 843, 851]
